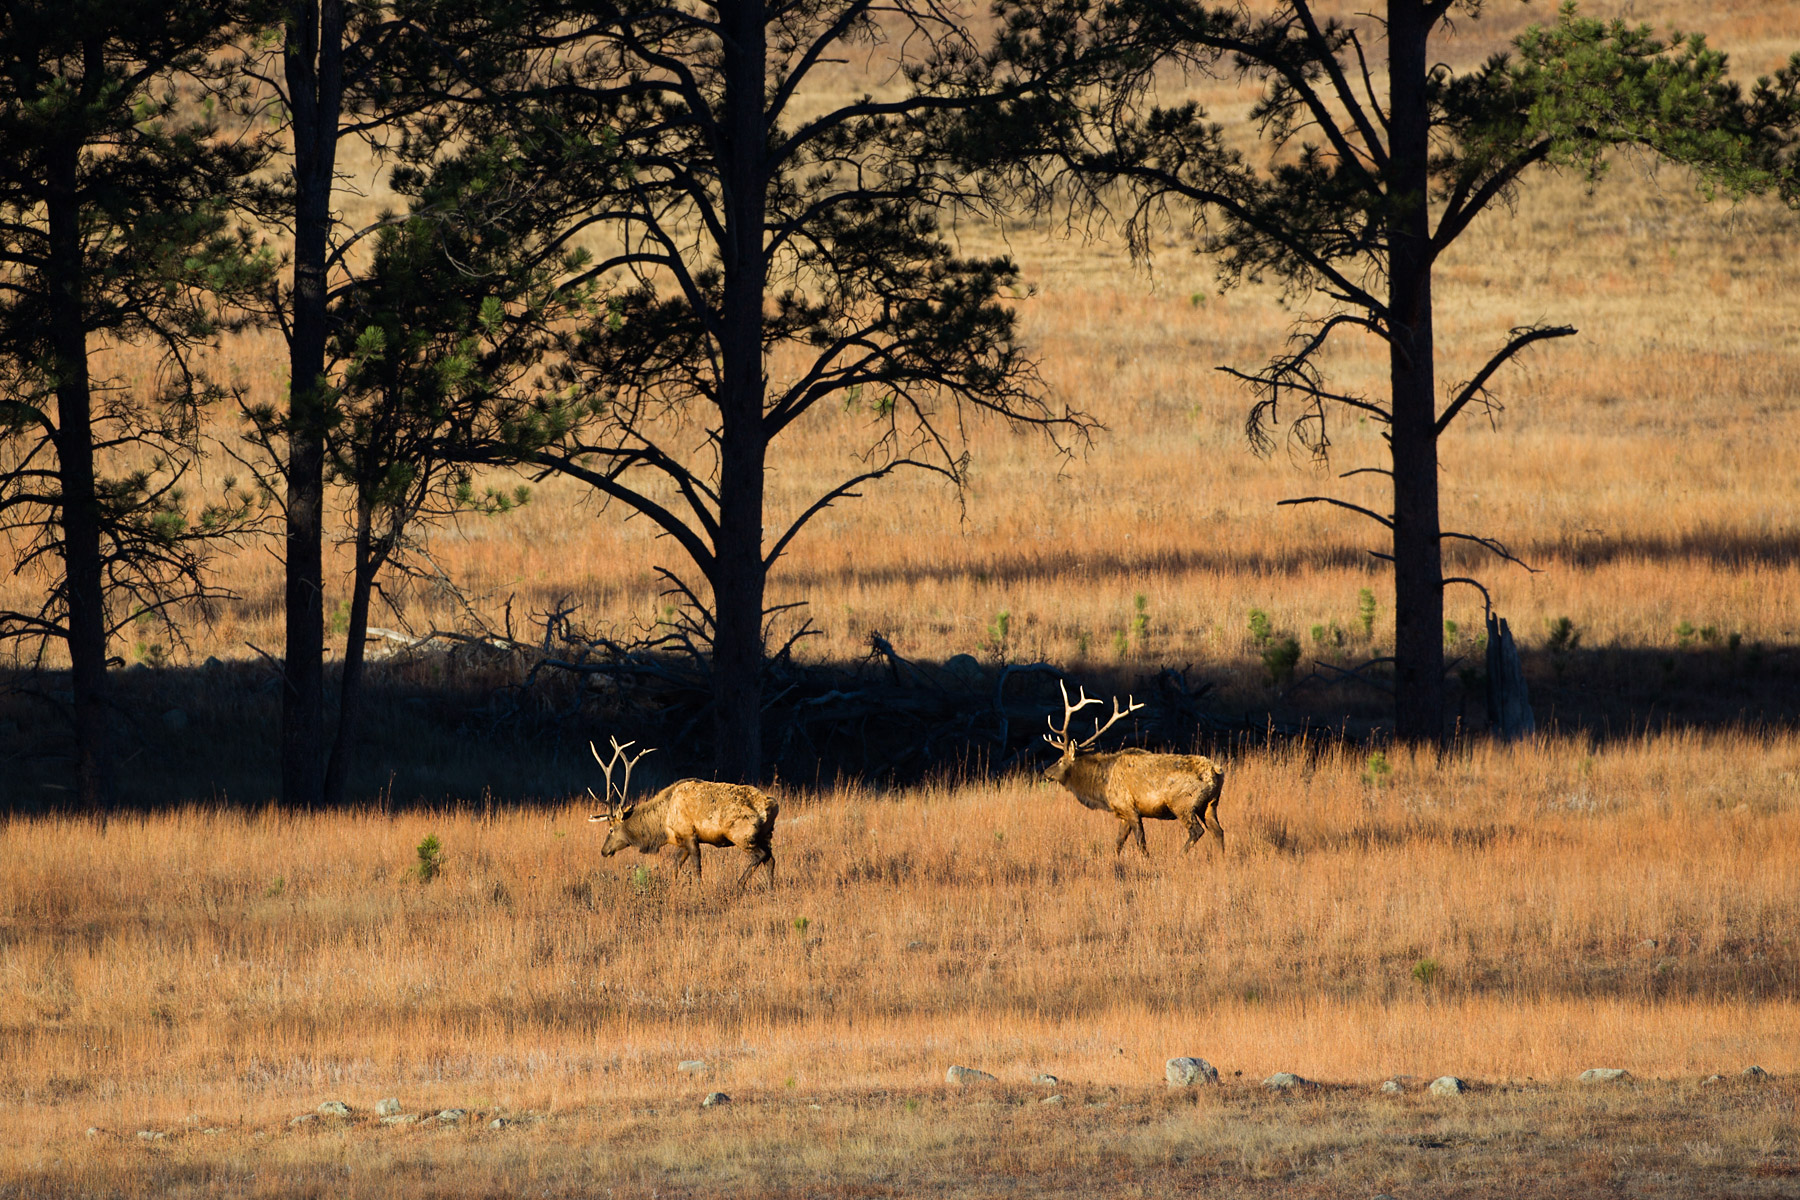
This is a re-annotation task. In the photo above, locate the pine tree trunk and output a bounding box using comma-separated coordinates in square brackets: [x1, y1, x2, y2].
[709, 0, 770, 783]
[322, 501, 381, 808]
[47, 144, 110, 808]
[280, 0, 344, 808]
[1386, 0, 1445, 743]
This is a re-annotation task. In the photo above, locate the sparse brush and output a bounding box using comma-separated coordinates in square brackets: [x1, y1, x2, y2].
[413, 833, 444, 882]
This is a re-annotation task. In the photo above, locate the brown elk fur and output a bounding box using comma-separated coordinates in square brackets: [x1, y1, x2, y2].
[1045, 748, 1225, 858]
[591, 780, 778, 888]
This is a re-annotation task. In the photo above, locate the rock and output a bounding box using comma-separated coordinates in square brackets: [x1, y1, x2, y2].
[289, 1114, 316, 1126]
[677, 1059, 708, 1075]
[1702, 1074, 1724, 1086]
[905, 941, 926, 951]
[702, 1092, 731, 1108]
[1166, 1057, 1218, 1087]
[380, 1114, 419, 1126]
[136, 1130, 167, 1141]
[1742, 1065, 1770, 1080]
[1428, 1076, 1466, 1096]
[1041, 1094, 1065, 1105]
[85, 1128, 100, 1138]
[317, 1100, 351, 1117]
[1637, 938, 1659, 949]
[1578, 1068, 1630, 1084]
[375, 1098, 401, 1117]
[436, 1109, 467, 1123]
[1032, 1073, 1060, 1087]
[1262, 1072, 1311, 1091]
[945, 1065, 997, 1086]
[1380, 1079, 1405, 1094]
[489, 1117, 510, 1129]
[201, 1128, 223, 1135]
[161, 708, 189, 731]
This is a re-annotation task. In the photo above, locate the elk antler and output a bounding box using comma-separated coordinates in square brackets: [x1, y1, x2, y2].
[1043, 681, 1143, 755]
[1044, 680, 1102, 754]
[589, 737, 656, 816]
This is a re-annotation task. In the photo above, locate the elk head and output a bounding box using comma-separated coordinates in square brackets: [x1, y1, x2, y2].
[1042, 681, 1143, 784]
[586, 737, 656, 856]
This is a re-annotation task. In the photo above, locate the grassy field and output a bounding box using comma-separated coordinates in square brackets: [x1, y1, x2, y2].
[4, 1, 1800, 1194]
[3, 734, 1797, 1195]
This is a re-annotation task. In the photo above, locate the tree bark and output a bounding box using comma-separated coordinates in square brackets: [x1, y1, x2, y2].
[1385, 0, 1446, 743]
[709, 0, 771, 783]
[46, 140, 110, 808]
[281, 0, 345, 807]
[322, 500, 384, 807]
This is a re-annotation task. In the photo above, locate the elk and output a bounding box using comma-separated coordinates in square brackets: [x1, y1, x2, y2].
[586, 738, 779, 889]
[1042, 683, 1225, 858]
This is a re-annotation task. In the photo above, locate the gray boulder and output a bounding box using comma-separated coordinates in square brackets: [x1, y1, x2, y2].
[375, 1098, 401, 1117]
[1577, 1068, 1630, 1084]
[288, 1114, 316, 1127]
[1041, 1094, 1065, 1105]
[1379, 1079, 1405, 1094]
[702, 1092, 731, 1108]
[489, 1117, 510, 1129]
[1428, 1076, 1466, 1096]
[1166, 1057, 1219, 1087]
[317, 1100, 351, 1117]
[1032, 1073, 1060, 1087]
[436, 1109, 467, 1123]
[945, 1065, 997, 1086]
[380, 1114, 420, 1126]
[1742, 1065, 1769, 1080]
[1262, 1072, 1311, 1091]
[137, 1130, 167, 1141]
[677, 1059, 708, 1075]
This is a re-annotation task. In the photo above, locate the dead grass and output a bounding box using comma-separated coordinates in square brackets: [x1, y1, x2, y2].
[3, 5, 1799, 1190]
[2, 732, 1796, 1193]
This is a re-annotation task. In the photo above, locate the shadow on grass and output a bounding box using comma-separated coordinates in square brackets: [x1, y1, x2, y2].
[2, 635, 1797, 813]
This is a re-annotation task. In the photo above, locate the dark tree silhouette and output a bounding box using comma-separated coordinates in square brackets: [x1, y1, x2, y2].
[0, 0, 271, 805]
[308, 139, 579, 807]
[996, 0, 1772, 740]
[466, 0, 1095, 780]
[241, 0, 523, 804]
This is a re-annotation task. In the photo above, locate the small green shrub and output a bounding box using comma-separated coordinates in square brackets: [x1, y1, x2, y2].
[1261, 635, 1300, 686]
[1131, 593, 1150, 650]
[1247, 608, 1272, 646]
[1412, 958, 1440, 987]
[1357, 588, 1378, 637]
[792, 916, 810, 936]
[1675, 620, 1696, 648]
[1363, 751, 1392, 788]
[328, 599, 352, 636]
[1545, 616, 1580, 652]
[413, 834, 443, 883]
[628, 865, 657, 894]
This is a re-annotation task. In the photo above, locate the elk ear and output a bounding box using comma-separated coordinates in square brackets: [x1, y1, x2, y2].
[618, 804, 635, 820]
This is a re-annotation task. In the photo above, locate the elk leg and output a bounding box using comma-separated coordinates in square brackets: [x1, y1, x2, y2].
[1113, 818, 1134, 855]
[1132, 817, 1149, 857]
[737, 844, 774, 891]
[1206, 798, 1226, 854]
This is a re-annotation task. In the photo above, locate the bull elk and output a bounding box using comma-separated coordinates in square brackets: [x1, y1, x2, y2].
[586, 738, 779, 889]
[1042, 683, 1225, 858]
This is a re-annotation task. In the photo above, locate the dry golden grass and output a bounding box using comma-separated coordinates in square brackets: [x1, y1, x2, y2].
[4, 5, 1799, 1192]
[3, 732, 1797, 1193]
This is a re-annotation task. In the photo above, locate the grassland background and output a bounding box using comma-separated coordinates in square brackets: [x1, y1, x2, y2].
[3, 1, 1800, 1194]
